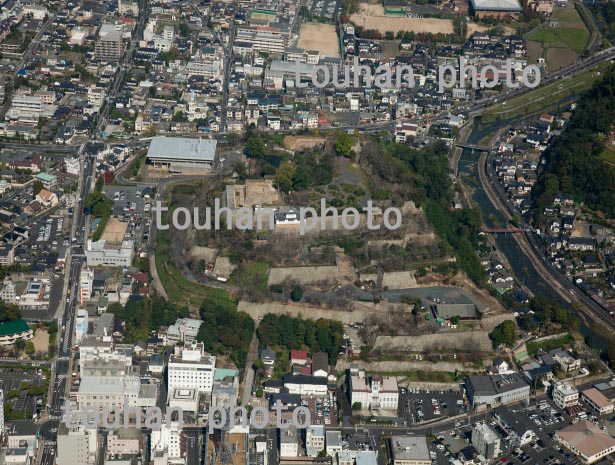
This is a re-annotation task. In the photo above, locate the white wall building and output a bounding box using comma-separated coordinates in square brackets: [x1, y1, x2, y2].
[150, 422, 184, 460]
[85, 240, 133, 267]
[306, 425, 325, 457]
[349, 371, 399, 411]
[167, 342, 216, 395]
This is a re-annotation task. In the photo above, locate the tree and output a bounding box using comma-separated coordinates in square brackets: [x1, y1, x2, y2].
[273, 162, 296, 194]
[255, 388, 264, 398]
[334, 131, 353, 157]
[317, 450, 328, 458]
[32, 180, 44, 195]
[178, 23, 189, 37]
[607, 340, 615, 368]
[450, 315, 460, 326]
[244, 136, 266, 158]
[489, 320, 517, 348]
[352, 402, 362, 411]
[25, 340, 35, 355]
[290, 285, 304, 302]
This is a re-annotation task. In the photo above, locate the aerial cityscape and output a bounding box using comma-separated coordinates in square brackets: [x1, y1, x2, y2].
[1, 0, 615, 464]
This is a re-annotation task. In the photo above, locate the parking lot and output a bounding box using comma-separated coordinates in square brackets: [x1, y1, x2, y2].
[310, 0, 341, 21]
[0, 366, 48, 420]
[304, 392, 339, 426]
[103, 186, 150, 246]
[399, 387, 466, 424]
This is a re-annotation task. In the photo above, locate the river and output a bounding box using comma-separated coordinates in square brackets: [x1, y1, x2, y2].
[458, 116, 610, 352]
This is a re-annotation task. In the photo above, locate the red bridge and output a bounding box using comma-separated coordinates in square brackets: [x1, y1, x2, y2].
[481, 227, 526, 234]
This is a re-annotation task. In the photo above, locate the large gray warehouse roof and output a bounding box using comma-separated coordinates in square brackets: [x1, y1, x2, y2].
[147, 136, 217, 161]
[470, 0, 522, 11]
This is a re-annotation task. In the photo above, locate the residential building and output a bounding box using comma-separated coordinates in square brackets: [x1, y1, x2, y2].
[106, 428, 141, 455]
[305, 425, 325, 457]
[472, 423, 501, 459]
[555, 420, 615, 464]
[279, 425, 298, 457]
[79, 268, 94, 303]
[582, 388, 614, 415]
[0, 278, 18, 303]
[290, 349, 308, 365]
[150, 422, 184, 461]
[167, 342, 216, 395]
[57, 423, 98, 465]
[36, 189, 58, 207]
[390, 436, 431, 465]
[95, 29, 122, 61]
[165, 318, 203, 345]
[326, 431, 342, 457]
[66, 157, 81, 176]
[34, 173, 57, 190]
[552, 382, 579, 410]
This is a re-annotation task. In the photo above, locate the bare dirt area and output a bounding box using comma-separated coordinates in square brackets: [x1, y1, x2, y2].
[350, 4, 454, 34]
[297, 23, 341, 58]
[526, 40, 543, 62]
[546, 47, 578, 70]
[101, 216, 128, 244]
[283, 135, 326, 151]
[32, 328, 49, 354]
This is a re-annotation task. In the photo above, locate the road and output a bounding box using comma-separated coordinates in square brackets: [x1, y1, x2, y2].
[0, 10, 57, 120]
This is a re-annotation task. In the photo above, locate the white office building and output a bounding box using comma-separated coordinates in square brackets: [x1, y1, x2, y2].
[167, 342, 216, 395]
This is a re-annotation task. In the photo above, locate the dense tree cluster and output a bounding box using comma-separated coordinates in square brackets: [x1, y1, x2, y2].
[534, 66, 615, 218]
[0, 299, 20, 322]
[362, 140, 484, 283]
[196, 298, 255, 369]
[256, 314, 344, 365]
[489, 320, 517, 347]
[108, 297, 188, 342]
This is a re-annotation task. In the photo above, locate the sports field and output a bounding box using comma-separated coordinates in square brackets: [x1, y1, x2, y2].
[350, 3, 454, 34]
[297, 23, 341, 58]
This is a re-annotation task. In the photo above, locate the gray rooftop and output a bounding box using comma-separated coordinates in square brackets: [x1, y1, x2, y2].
[470, 0, 522, 10]
[390, 436, 430, 462]
[147, 136, 217, 162]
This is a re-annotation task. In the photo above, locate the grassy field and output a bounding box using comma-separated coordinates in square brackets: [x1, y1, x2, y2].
[601, 147, 615, 166]
[155, 227, 238, 309]
[526, 334, 573, 356]
[481, 62, 609, 123]
[228, 261, 270, 291]
[527, 5, 590, 69]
